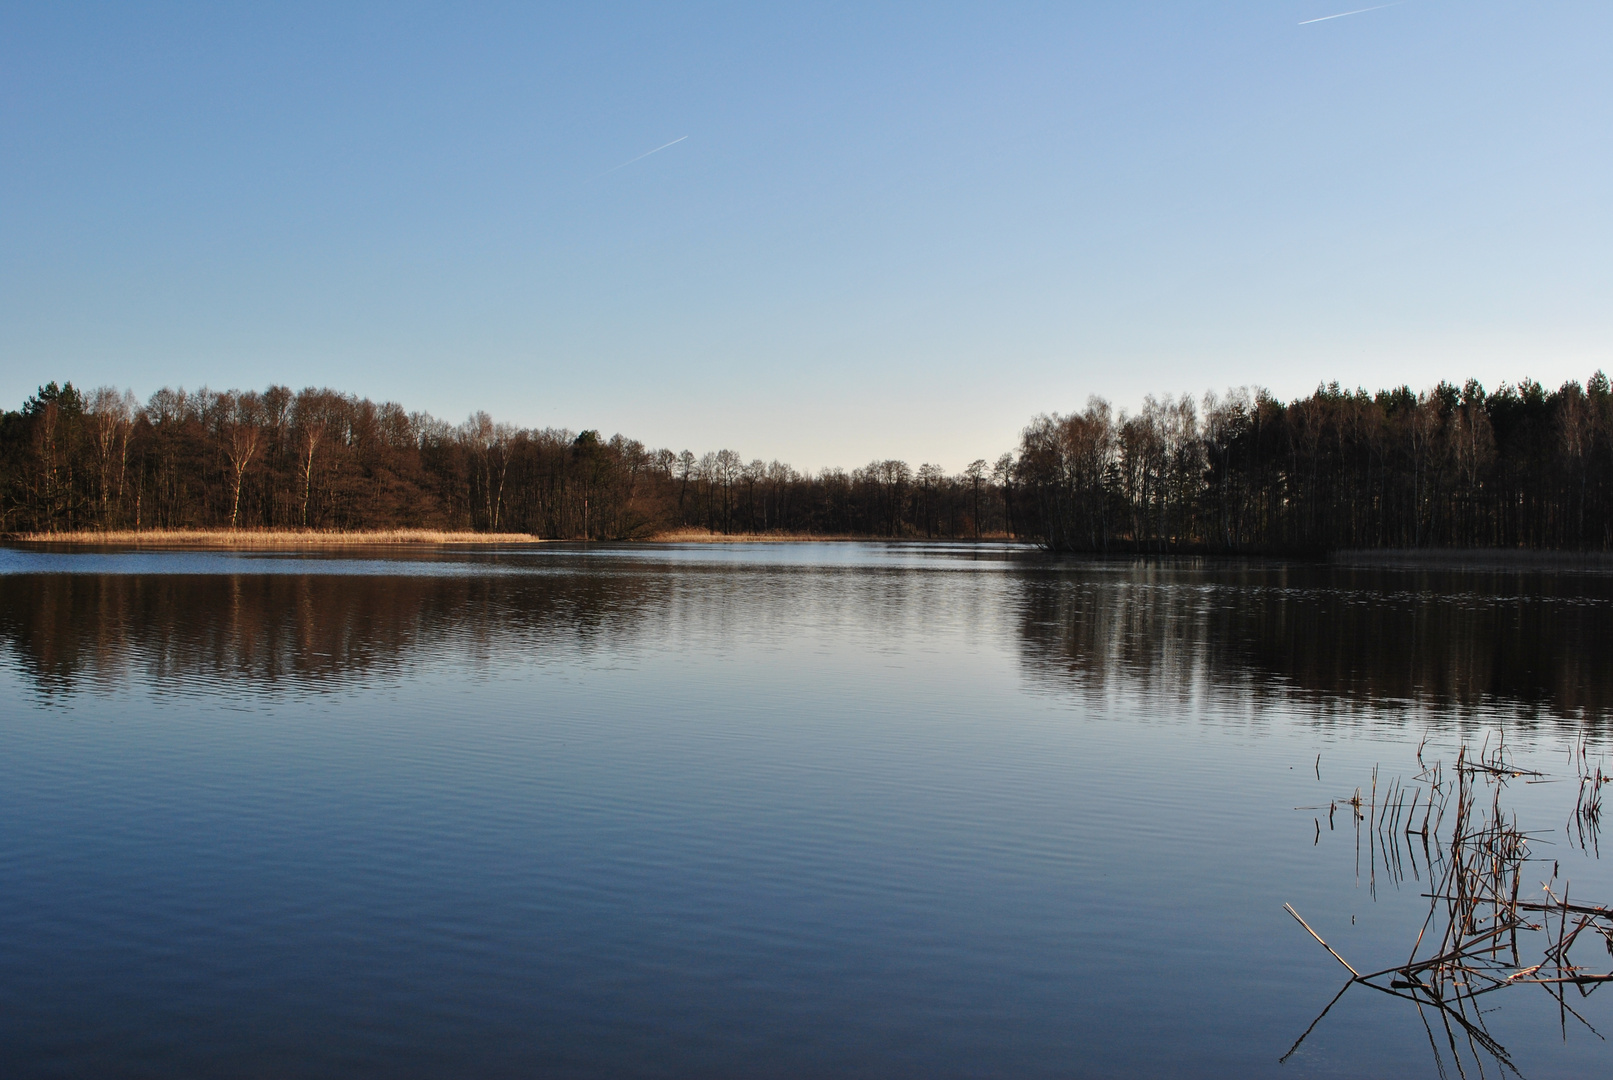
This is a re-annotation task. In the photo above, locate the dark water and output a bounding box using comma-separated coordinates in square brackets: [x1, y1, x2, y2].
[2, 542, 1611, 1078]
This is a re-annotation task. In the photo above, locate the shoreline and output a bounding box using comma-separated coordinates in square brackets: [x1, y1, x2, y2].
[645, 529, 1020, 544]
[2, 528, 1023, 549]
[3, 529, 546, 548]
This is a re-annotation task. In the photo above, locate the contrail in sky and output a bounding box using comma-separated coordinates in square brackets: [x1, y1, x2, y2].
[1298, 2, 1402, 24]
[602, 135, 688, 175]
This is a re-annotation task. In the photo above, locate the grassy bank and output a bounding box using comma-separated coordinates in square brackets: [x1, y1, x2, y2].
[5, 528, 544, 548]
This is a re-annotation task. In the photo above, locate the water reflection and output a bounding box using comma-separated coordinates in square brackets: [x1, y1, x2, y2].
[4, 547, 1613, 1077]
[1017, 562, 1613, 726]
[0, 570, 669, 698]
[5, 554, 1613, 727]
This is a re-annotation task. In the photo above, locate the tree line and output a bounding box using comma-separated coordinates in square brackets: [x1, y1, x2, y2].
[0, 382, 1012, 539]
[6, 373, 1611, 550]
[1015, 374, 1613, 551]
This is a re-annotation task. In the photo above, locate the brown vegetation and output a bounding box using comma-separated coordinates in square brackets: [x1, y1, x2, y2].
[7, 529, 543, 547]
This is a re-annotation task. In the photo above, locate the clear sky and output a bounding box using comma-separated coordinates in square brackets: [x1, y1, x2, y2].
[3, 2, 1610, 471]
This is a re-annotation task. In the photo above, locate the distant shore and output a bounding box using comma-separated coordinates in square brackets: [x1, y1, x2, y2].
[2, 527, 1022, 548]
[3, 529, 545, 548]
[647, 529, 1017, 543]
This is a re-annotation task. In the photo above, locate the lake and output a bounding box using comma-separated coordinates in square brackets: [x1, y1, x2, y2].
[2, 542, 1611, 1078]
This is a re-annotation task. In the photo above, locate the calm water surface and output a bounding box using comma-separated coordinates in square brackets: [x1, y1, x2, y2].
[2, 542, 1611, 1078]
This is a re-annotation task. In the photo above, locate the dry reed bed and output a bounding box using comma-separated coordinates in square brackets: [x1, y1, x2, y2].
[5, 528, 1019, 547]
[5, 529, 543, 547]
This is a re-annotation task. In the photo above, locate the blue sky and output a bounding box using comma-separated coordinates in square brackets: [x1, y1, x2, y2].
[3, 2, 1610, 470]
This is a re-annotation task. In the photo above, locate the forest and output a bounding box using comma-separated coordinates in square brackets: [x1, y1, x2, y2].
[2, 374, 1611, 551]
[1015, 375, 1613, 552]
[0, 382, 1010, 540]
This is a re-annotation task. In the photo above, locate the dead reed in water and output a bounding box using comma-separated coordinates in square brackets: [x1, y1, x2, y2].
[1284, 732, 1612, 1075]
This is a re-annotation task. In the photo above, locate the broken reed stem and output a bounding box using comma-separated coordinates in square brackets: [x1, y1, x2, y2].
[1284, 903, 1362, 978]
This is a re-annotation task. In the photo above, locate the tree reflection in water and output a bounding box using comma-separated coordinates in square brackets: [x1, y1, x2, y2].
[0, 570, 671, 698]
[1015, 561, 1613, 731]
[6, 558, 1613, 733]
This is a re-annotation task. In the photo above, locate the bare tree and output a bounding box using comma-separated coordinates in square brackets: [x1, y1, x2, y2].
[461, 412, 515, 531]
[715, 449, 742, 533]
[293, 389, 332, 527]
[219, 391, 264, 530]
[964, 459, 987, 538]
[87, 387, 135, 529]
[916, 463, 944, 537]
